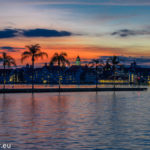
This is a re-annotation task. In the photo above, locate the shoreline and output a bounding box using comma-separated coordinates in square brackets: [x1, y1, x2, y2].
[0, 87, 147, 93]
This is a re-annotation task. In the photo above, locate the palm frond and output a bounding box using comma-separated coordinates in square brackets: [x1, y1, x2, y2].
[60, 52, 67, 57]
[53, 52, 59, 57]
[21, 55, 30, 63]
[34, 52, 48, 60]
[6, 56, 16, 66]
[49, 52, 69, 66]
[21, 51, 32, 63]
[50, 53, 59, 65]
[26, 44, 41, 54]
[60, 56, 70, 66]
[50, 56, 57, 65]
[22, 51, 32, 56]
[22, 44, 47, 63]
[0, 53, 16, 67]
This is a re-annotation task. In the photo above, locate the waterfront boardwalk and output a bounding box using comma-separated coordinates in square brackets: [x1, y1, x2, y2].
[0, 87, 147, 93]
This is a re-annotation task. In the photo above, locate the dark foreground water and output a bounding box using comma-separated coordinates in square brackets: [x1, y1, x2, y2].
[0, 88, 150, 149]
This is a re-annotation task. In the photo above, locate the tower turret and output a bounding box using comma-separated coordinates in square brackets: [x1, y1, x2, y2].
[76, 56, 81, 66]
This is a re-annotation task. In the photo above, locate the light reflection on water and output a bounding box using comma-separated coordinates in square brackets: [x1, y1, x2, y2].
[0, 89, 150, 149]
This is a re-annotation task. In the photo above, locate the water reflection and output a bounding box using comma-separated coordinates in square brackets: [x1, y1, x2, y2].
[0, 90, 150, 149]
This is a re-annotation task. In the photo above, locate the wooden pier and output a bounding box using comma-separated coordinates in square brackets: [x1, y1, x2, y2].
[0, 87, 147, 93]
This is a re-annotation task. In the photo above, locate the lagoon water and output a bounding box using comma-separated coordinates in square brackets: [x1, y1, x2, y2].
[0, 88, 150, 149]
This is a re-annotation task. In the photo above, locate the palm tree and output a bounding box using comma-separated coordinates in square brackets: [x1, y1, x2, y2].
[103, 60, 111, 71]
[50, 52, 70, 67]
[50, 52, 70, 91]
[102, 60, 112, 79]
[108, 56, 120, 88]
[21, 44, 48, 91]
[89, 59, 104, 89]
[0, 52, 16, 90]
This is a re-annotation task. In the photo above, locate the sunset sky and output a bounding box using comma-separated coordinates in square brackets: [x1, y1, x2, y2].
[0, 0, 150, 66]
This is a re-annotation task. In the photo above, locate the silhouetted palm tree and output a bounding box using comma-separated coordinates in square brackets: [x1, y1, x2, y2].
[102, 60, 112, 79]
[0, 52, 16, 89]
[50, 52, 70, 67]
[89, 59, 104, 89]
[108, 56, 120, 88]
[103, 60, 111, 71]
[50, 52, 70, 91]
[21, 44, 48, 91]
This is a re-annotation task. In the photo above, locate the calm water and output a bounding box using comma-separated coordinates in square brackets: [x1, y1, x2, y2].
[0, 88, 150, 149]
